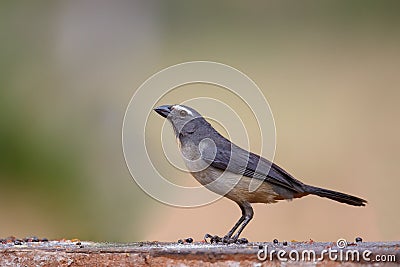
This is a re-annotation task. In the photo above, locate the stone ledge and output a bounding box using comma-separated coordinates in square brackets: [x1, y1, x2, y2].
[1, 240, 398, 266]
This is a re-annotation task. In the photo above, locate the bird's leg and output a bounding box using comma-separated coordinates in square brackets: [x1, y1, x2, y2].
[205, 202, 253, 244]
[223, 203, 246, 241]
[230, 202, 253, 242]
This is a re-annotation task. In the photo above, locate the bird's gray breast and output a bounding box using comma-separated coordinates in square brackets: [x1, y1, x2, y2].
[178, 137, 279, 203]
[179, 139, 245, 196]
[179, 138, 217, 173]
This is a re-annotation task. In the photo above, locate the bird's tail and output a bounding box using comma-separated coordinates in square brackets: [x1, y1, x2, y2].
[304, 185, 367, 206]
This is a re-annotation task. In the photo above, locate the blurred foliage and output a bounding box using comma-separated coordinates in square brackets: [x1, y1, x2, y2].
[0, 7, 78, 192]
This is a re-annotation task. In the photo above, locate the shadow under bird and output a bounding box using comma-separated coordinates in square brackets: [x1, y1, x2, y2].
[154, 104, 367, 243]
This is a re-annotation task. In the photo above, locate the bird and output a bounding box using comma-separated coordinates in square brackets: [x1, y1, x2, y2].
[154, 104, 367, 243]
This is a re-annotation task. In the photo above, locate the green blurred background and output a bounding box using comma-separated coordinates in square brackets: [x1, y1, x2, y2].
[1, 1, 399, 242]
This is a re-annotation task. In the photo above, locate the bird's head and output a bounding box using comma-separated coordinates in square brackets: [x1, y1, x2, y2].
[153, 104, 210, 138]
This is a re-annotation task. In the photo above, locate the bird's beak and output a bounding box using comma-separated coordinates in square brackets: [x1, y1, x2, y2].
[153, 105, 172, 118]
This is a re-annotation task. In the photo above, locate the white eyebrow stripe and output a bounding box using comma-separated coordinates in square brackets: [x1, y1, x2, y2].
[173, 105, 193, 116]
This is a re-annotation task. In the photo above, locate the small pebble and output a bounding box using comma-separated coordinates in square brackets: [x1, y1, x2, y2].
[355, 237, 362, 243]
[283, 241, 288, 246]
[32, 237, 39, 242]
[76, 242, 81, 246]
[185, 238, 193, 243]
[238, 237, 248, 244]
[273, 239, 279, 244]
[258, 244, 264, 250]
[177, 239, 184, 244]
[79, 245, 84, 248]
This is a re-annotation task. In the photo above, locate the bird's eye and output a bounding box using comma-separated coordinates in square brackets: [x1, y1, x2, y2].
[179, 110, 187, 117]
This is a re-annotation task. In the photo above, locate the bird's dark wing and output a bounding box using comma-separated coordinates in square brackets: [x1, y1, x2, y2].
[200, 138, 305, 193]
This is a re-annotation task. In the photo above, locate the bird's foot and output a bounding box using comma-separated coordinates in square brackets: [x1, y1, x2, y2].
[234, 237, 249, 244]
[204, 234, 248, 244]
[204, 233, 222, 244]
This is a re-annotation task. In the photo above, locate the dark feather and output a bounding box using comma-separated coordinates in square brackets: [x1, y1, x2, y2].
[200, 134, 306, 194]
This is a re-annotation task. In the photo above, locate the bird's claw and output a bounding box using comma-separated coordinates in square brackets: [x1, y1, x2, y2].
[204, 234, 248, 244]
[204, 234, 222, 244]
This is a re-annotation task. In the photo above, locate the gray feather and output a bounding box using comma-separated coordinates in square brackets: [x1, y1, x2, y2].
[200, 133, 306, 195]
